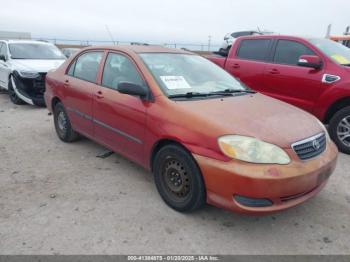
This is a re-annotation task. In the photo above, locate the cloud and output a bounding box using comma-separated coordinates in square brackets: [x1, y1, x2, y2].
[1, 0, 349, 46]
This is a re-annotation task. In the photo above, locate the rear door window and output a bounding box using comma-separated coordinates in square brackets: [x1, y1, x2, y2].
[237, 39, 271, 61]
[72, 51, 103, 83]
[274, 40, 315, 66]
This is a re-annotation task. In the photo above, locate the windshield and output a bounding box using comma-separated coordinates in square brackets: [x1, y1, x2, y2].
[9, 43, 66, 59]
[309, 38, 350, 65]
[140, 53, 247, 97]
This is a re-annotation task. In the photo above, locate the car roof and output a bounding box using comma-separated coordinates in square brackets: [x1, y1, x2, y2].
[81, 45, 194, 55]
[0, 39, 54, 45]
[236, 34, 322, 41]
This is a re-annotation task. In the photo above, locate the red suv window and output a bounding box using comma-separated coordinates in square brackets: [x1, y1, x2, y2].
[274, 40, 315, 66]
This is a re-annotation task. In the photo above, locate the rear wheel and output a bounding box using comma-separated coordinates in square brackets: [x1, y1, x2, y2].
[8, 76, 25, 105]
[329, 106, 350, 154]
[153, 144, 206, 212]
[53, 102, 80, 142]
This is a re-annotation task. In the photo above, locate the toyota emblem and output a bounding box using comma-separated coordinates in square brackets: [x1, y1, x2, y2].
[312, 140, 321, 150]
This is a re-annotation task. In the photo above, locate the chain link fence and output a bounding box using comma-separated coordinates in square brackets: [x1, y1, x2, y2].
[28, 37, 221, 52]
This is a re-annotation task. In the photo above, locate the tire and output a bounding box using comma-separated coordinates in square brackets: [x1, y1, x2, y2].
[8, 76, 25, 105]
[53, 102, 80, 142]
[153, 144, 206, 212]
[329, 106, 350, 154]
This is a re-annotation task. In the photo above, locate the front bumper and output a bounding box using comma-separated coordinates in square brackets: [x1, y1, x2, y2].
[194, 141, 338, 215]
[12, 72, 47, 106]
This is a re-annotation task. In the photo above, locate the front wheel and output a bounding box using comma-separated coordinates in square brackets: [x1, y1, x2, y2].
[329, 106, 350, 154]
[53, 102, 80, 142]
[153, 144, 206, 212]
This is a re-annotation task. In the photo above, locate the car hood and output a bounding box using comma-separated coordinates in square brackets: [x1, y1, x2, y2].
[11, 59, 65, 73]
[175, 93, 323, 148]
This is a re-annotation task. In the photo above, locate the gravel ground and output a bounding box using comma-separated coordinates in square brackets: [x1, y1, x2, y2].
[0, 92, 349, 255]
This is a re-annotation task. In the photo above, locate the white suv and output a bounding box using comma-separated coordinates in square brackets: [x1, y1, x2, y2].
[0, 40, 66, 106]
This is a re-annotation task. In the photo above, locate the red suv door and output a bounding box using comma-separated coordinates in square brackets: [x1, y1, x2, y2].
[92, 52, 148, 164]
[262, 39, 326, 113]
[64, 51, 104, 138]
[226, 38, 272, 91]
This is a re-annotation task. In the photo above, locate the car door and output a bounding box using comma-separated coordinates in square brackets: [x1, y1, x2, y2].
[225, 38, 272, 91]
[63, 51, 104, 138]
[262, 39, 325, 113]
[0, 42, 10, 88]
[92, 52, 147, 164]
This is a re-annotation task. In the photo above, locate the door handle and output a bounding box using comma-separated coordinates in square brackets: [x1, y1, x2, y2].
[95, 90, 104, 99]
[232, 63, 240, 69]
[268, 69, 280, 75]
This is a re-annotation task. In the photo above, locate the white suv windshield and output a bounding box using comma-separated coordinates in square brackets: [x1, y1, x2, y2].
[140, 53, 247, 96]
[9, 43, 66, 59]
[309, 38, 350, 65]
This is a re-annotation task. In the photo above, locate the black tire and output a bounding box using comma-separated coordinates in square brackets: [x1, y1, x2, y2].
[329, 106, 350, 154]
[53, 102, 80, 142]
[8, 76, 25, 105]
[153, 144, 206, 212]
[33, 99, 46, 107]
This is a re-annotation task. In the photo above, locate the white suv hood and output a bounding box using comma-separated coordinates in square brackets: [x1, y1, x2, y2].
[11, 59, 65, 73]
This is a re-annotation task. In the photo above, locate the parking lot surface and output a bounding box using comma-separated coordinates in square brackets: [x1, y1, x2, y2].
[0, 93, 349, 255]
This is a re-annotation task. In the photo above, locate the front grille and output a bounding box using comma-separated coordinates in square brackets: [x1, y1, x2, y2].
[292, 133, 326, 160]
[33, 73, 46, 96]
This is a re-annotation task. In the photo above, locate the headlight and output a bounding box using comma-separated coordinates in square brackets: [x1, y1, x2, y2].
[17, 70, 40, 78]
[218, 135, 291, 164]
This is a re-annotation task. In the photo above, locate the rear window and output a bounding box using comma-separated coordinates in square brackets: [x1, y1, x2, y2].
[237, 39, 271, 61]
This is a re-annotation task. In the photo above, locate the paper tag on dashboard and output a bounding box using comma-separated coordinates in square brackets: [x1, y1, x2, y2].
[160, 76, 191, 90]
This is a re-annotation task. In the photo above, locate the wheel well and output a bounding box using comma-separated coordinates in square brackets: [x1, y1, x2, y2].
[324, 97, 350, 124]
[150, 139, 187, 171]
[51, 97, 61, 111]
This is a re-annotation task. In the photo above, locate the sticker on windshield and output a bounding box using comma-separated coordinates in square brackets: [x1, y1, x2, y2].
[331, 54, 350, 64]
[160, 76, 191, 90]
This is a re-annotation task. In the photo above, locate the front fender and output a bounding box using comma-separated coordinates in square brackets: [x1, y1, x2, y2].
[313, 82, 350, 120]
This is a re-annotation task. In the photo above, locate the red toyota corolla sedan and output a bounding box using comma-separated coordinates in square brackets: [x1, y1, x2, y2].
[44, 45, 338, 214]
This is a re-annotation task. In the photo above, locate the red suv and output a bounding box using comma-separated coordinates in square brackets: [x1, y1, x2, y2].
[207, 35, 350, 154]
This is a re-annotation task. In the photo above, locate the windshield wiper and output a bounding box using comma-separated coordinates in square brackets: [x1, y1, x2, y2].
[168, 92, 210, 99]
[207, 89, 256, 96]
[341, 63, 350, 67]
[168, 89, 256, 99]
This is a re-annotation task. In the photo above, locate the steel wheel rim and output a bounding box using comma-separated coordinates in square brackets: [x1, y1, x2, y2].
[161, 157, 191, 202]
[57, 111, 68, 133]
[337, 116, 350, 147]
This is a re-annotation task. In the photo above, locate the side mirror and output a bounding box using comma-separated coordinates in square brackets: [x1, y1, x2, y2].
[298, 55, 322, 69]
[118, 82, 150, 99]
[0, 54, 6, 61]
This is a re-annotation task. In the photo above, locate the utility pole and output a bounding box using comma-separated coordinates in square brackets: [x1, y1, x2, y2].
[208, 35, 212, 51]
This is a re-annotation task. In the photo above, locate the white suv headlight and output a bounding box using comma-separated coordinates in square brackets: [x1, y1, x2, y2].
[18, 70, 40, 78]
[218, 135, 291, 164]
